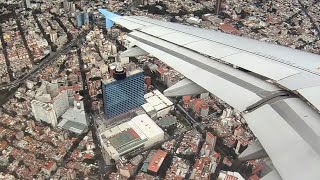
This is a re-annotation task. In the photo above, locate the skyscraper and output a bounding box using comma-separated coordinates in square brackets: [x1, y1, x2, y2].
[25, 0, 31, 8]
[84, 12, 89, 25]
[63, 0, 71, 11]
[76, 13, 84, 28]
[216, 0, 222, 15]
[76, 12, 90, 28]
[102, 67, 144, 118]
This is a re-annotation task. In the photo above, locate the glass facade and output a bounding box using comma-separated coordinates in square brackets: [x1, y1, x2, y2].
[102, 71, 144, 118]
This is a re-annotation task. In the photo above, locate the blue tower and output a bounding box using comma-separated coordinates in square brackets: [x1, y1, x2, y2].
[102, 68, 144, 118]
[76, 12, 89, 28]
[76, 13, 84, 28]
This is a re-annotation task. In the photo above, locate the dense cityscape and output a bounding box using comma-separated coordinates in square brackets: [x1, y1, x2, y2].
[0, 0, 319, 180]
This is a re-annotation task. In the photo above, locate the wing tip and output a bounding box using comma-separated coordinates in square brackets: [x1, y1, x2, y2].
[98, 9, 119, 29]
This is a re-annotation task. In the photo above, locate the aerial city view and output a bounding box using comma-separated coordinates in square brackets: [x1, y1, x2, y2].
[0, 0, 319, 179]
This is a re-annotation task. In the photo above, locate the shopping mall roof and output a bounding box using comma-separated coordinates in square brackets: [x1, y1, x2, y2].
[109, 128, 140, 149]
[130, 114, 164, 139]
[100, 114, 164, 156]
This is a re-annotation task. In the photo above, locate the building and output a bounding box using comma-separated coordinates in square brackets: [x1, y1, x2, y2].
[31, 82, 69, 127]
[217, 171, 245, 180]
[119, 56, 129, 65]
[147, 149, 167, 175]
[248, 174, 260, 180]
[56, 35, 68, 47]
[58, 96, 88, 134]
[216, 0, 222, 15]
[102, 68, 144, 118]
[199, 132, 216, 157]
[190, 157, 214, 180]
[99, 114, 164, 162]
[0, 140, 8, 151]
[183, 95, 192, 108]
[31, 100, 58, 126]
[76, 13, 84, 28]
[200, 92, 209, 99]
[186, 17, 202, 24]
[63, 0, 71, 11]
[206, 132, 216, 147]
[235, 137, 249, 154]
[142, 90, 174, 118]
[165, 156, 190, 179]
[130, 155, 144, 166]
[41, 161, 57, 176]
[76, 12, 89, 28]
[158, 116, 177, 129]
[118, 163, 136, 178]
[46, 81, 59, 97]
[50, 31, 58, 43]
[141, 150, 157, 173]
[144, 76, 152, 89]
[200, 104, 209, 117]
[70, 4, 76, 12]
[52, 90, 69, 118]
[25, 0, 31, 8]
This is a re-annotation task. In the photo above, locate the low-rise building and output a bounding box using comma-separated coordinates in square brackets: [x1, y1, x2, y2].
[99, 114, 164, 162]
[190, 156, 215, 180]
[41, 160, 57, 176]
[147, 149, 167, 175]
[217, 171, 245, 180]
[165, 156, 190, 180]
[142, 90, 174, 118]
[58, 97, 88, 134]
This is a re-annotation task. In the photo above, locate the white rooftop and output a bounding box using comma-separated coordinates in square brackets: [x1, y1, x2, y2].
[143, 90, 174, 113]
[130, 114, 163, 139]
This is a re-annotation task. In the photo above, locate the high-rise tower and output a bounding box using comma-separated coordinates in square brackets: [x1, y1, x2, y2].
[25, 0, 31, 8]
[216, 0, 222, 15]
[102, 67, 144, 118]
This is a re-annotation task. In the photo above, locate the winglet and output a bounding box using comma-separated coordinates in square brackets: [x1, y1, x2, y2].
[98, 9, 119, 29]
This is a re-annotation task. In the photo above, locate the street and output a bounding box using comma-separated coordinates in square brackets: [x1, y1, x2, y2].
[0, 30, 89, 90]
[77, 45, 110, 180]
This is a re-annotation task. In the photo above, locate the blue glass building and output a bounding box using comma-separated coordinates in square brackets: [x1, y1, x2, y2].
[76, 13, 84, 28]
[102, 70, 144, 118]
[76, 12, 89, 28]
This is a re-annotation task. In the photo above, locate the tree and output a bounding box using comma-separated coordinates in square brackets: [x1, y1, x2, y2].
[12, 171, 19, 179]
[83, 158, 95, 164]
[36, 153, 46, 160]
[0, 165, 8, 174]
[166, 126, 176, 136]
[8, 155, 14, 163]
[96, 94, 102, 99]
[18, 160, 24, 166]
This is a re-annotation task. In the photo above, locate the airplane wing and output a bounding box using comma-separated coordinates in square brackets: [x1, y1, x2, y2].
[100, 10, 320, 180]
